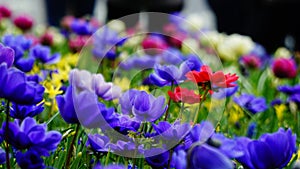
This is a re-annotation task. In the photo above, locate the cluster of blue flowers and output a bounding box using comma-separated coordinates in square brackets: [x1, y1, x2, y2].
[0, 42, 62, 168]
[0, 5, 299, 168]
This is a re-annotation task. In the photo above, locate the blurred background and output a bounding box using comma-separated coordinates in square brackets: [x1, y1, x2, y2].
[0, 0, 299, 53]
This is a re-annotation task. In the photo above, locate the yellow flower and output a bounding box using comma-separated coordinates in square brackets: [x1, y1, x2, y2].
[59, 54, 79, 67]
[136, 85, 149, 92]
[274, 104, 286, 122]
[29, 64, 40, 75]
[44, 82, 63, 99]
[228, 104, 244, 124]
[114, 78, 130, 91]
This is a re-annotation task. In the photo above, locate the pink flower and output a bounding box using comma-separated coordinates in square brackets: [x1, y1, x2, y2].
[241, 54, 262, 69]
[272, 58, 297, 79]
[13, 15, 33, 31]
[69, 36, 89, 53]
[142, 35, 168, 55]
[40, 32, 54, 46]
[0, 6, 11, 18]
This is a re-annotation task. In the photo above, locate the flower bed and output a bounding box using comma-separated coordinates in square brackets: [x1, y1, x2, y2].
[0, 6, 299, 169]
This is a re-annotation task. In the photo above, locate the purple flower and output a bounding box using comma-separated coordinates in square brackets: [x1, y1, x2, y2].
[278, 85, 300, 95]
[0, 63, 44, 104]
[212, 85, 239, 99]
[119, 89, 140, 115]
[210, 134, 244, 159]
[10, 102, 44, 120]
[2, 34, 32, 60]
[92, 27, 123, 59]
[30, 45, 60, 64]
[120, 55, 159, 70]
[112, 115, 140, 135]
[161, 48, 184, 65]
[15, 56, 35, 72]
[92, 74, 121, 100]
[289, 94, 300, 105]
[235, 128, 296, 169]
[0, 148, 5, 165]
[246, 122, 257, 138]
[70, 19, 94, 35]
[179, 54, 202, 78]
[149, 64, 182, 87]
[171, 149, 187, 169]
[145, 148, 169, 168]
[188, 144, 233, 169]
[74, 90, 118, 128]
[233, 94, 267, 114]
[119, 89, 167, 122]
[56, 85, 78, 124]
[109, 140, 143, 157]
[87, 134, 110, 152]
[0, 43, 14, 68]
[70, 69, 121, 100]
[270, 98, 283, 106]
[185, 121, 215, 148]
[1, 117, 62, 156]
[153, 121, 191, 141]
[16, 149, 45, 169]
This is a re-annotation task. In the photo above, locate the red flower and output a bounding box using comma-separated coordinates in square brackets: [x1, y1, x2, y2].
[185, 65, 239, 88]
[168, 87, 201, 104]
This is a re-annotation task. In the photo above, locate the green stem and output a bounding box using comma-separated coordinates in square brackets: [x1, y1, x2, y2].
[65, 124, 80, 169]
[164, 82, 175, 121]
[193, 89, 209, 125]
[167, 149, 173, 169]
[105, 148, 111, 166]
[116, 156, 120, 164]
[125, 158, 128, 168]
[5, 100, 10, 169]
[179, 102, 185, 120]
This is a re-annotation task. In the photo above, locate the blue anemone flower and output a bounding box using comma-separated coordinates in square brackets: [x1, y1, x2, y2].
[233, 94, 267, 114]
[149, 64, 182, 87]
[153, 121, 191, 142]
[188, 144, 233, 169]
[70, 19, 95, 35]
[0, 43, 14, 68]
[0, 63, 44, 105]
[56, 85, 78, 124]
[29, 45, 60, 64]
[16, 149, 45, 169]
[2, 34, 32, 60]
[171, 149, 187, 169]
[1, 117, 62, 156]
[10, 102, 44, 120]
[278, 85, 300, 95]
[87, 134, 110, 152]
[15, 56, 35, 72]
[145, 148, 169, 169]
[119, 89, 167, 122]
[235, 128, 296, 169]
